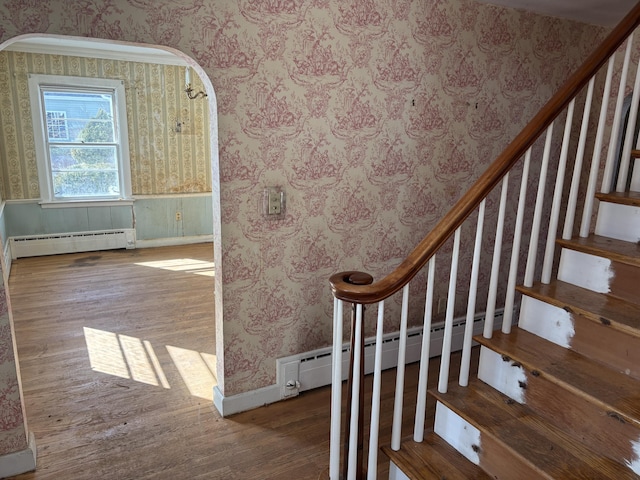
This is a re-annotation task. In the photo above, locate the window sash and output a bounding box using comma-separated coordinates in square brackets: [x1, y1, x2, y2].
[28, 75, 131, 203]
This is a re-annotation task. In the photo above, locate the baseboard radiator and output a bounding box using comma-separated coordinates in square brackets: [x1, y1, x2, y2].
[277, 308, 512, 398]
[9, 229, 136, 259]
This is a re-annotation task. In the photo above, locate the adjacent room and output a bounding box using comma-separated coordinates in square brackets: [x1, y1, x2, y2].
[0, 37, 221, 477]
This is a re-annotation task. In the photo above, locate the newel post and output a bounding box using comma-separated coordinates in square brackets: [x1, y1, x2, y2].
[339, 272, 373, 480]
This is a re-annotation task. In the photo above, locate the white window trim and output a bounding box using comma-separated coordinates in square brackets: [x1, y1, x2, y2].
[28, 74, 133, 204]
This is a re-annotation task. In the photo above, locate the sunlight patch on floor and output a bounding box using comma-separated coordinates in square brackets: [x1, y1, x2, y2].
[144, 340, 171, 389]
[166, 345, 217, 401]
[119, 334, 160, 386]
[83, 327, 170, 388]
[83, 327, 216, 399]
[135, 258, 215, 276]
[83, 327, 130, 380]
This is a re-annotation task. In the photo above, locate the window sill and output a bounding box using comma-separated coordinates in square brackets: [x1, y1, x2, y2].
[39, 199, 134, 209]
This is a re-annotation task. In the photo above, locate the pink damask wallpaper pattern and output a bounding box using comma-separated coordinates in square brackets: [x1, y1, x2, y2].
[0, 0, 610, 450]
[0, 260, 27, 455]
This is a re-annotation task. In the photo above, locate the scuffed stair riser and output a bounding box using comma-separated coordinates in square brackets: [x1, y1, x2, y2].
[477, 346, 640, 472]
[434, 402, 553, 479]
[519, 295, 640, 379]
[557, 249, 640, 304]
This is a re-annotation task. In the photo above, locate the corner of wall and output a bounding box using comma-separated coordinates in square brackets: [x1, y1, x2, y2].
[0, 432, 36, 478]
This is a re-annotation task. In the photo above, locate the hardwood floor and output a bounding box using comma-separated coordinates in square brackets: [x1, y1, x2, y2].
[6, 244, 465, 479]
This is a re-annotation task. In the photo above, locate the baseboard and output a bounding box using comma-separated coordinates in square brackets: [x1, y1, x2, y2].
[212, 308, 512, 417]
[9, 229, 136, 259]
[213, 384, 281, 417]
[134, 234, 213, 249]
[0, 432, 36, 478]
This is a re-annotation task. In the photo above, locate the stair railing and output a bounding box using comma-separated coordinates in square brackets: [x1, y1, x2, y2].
[328, 2, 640, 479]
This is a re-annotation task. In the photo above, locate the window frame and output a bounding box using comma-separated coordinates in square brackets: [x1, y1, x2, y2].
[28, 74, 132, 204]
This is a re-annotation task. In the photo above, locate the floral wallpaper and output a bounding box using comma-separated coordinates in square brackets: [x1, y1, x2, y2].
[0, 0, 618, 453]
[0, 51, 211, 199]
[0, 259, 28, 456]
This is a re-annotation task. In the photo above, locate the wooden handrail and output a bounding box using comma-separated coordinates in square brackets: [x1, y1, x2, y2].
[330, 1, 640, 304]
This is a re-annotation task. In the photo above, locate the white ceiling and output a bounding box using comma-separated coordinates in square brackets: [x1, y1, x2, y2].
[477, 0, 637, 27]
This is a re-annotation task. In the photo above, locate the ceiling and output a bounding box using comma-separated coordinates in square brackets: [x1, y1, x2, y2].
[477, 0, 637, 26]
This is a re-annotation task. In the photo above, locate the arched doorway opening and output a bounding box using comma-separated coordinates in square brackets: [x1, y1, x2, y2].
[0, 33, 223, 475]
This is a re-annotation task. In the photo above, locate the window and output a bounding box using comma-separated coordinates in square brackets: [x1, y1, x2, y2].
[29, 75, 132, 203]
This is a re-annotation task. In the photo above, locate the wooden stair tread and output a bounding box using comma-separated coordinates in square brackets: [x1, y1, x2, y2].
[474, 328, 640, 426]
[430, 380, 639, 479]
[556, 234, 640, 268]
[517, 280, 640, 337]
[596, 190, 640, 207]
[382, 432, 492, 480]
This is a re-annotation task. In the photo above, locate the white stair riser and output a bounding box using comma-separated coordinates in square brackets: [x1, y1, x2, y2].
[558, 249, 613, 294]
[519, 296, 575, 349]
[434, 401, 481, 465]
[595, 202, 640, 243]
[388, 462, 411, 480]
[477, 347, 527, 404]
[629, 440, 640, 475]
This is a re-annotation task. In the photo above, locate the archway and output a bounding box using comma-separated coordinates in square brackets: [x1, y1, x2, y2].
[0, 33, 223, 471]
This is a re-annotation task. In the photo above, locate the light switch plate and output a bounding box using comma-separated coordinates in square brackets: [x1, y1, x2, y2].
[263, 187, 285, 218]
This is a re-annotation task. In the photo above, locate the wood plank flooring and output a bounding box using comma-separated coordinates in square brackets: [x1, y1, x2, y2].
[6, 244, 465, 479]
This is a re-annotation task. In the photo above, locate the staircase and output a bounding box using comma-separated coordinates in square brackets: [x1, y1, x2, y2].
[327, 3, 640, 479]
[385, 188, 640, 479]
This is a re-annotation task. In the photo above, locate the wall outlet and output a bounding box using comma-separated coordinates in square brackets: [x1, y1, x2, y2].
[175, 211, 182, 221]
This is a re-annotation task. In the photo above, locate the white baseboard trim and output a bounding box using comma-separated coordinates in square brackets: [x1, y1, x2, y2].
[135, 234, 213, 249]
[212, 308, 512, 417]
[213, 384, 281, 417]
[0, 432, 36, 478]
[9, 229, 136, 259]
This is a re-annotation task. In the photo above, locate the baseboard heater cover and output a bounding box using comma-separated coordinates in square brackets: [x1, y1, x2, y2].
[214, 308, 514, 417]
[9, 229, 136, 259]
[277, 307, 512, 399]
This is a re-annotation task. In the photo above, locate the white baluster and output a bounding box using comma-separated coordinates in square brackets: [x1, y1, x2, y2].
[582, 57, 615, 237]
[483, 175, 509, 338]
[602, 35, 633, 194]
[367, 301, 385, 480]
[542, 100, 575, 284]
[438, 228, 461, 393]
[346, 304, 363, 480]
[414, 257, 436, 443]
[460, 200, 485, 387]
[564, 79, 594, 240]
[524, 123, 554, 287]
[617, 42, 640, 192]
[391, 285, 410, 451]
[503, 150, 531, 333]
[329, 298, 343, 480]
